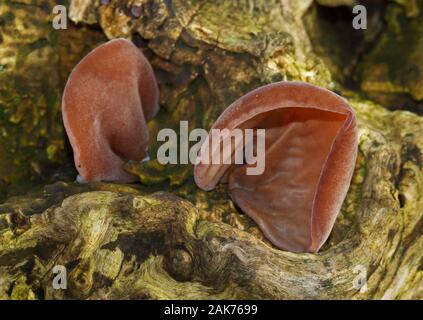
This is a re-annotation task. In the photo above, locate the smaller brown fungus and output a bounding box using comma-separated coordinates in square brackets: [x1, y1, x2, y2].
[194, 82, 358, 253]
[62, 38, 159, 183]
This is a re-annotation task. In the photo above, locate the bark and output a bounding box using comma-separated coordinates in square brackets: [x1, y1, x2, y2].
[0, 0, 421, 299]
[0, 0, 107, 191]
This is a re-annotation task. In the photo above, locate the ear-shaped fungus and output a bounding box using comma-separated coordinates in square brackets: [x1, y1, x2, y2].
[62, 38, 159, 183]
[194, 82, 358, 253]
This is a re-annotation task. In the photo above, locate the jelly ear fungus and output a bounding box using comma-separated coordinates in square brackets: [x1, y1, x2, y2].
[62, 38, 159, 183]
[194, 82, 358, 253]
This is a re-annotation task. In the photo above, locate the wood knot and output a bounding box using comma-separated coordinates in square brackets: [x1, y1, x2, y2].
[68, 262, 93, 297]
[164, 247, 194, 282]
[7, 211, 30, 234]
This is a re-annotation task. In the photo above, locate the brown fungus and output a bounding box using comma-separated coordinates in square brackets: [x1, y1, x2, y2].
[194, 82, 358, 253]
[62, 38, 159, 183]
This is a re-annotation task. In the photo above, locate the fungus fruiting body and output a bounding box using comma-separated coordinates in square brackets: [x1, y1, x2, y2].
[194, 82, 358, 253]
[62, 38, 159, 183]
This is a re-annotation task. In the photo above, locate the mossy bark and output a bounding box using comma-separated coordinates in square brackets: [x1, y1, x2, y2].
[0, 0, 421, 299]
[0, 0, 106, 193]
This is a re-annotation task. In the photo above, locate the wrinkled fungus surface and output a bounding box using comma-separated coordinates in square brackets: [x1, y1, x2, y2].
[194, 82, 358, 253]
[62, 38, 159, 183]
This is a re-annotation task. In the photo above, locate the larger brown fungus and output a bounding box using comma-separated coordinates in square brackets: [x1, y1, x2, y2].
[62, 38, 159, 183]
[194, 82, 358, 253]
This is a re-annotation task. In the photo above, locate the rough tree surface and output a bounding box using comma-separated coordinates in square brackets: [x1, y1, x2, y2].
[0, 0, 422, 299]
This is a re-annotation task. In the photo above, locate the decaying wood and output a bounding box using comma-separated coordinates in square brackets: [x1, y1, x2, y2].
[0, 0, 421, 299]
